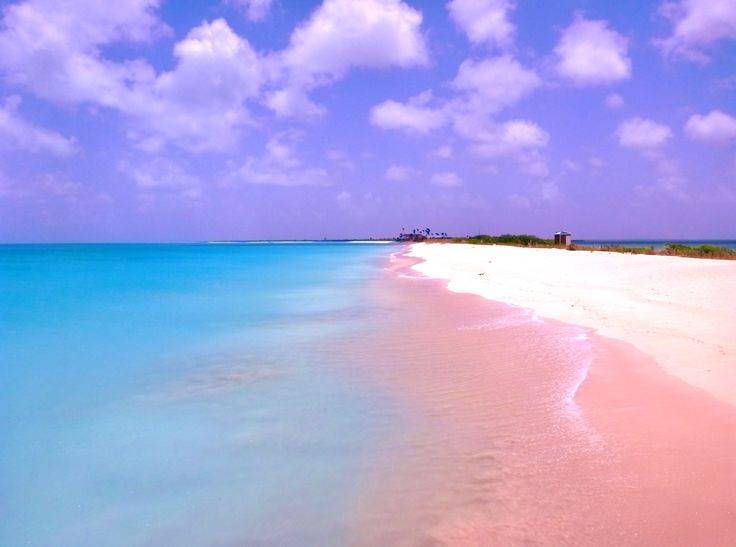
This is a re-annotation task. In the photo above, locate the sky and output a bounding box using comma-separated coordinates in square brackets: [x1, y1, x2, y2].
[0, 0, 735, 242]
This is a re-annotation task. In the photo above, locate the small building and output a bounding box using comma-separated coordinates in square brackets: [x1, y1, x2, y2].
[554, 231, 572, 246]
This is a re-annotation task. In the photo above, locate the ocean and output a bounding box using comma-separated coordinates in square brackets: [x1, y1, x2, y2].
[0, 243, 402, 546]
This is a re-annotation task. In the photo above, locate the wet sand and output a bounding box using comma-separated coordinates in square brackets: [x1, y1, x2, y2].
[343, 251, 736, 545]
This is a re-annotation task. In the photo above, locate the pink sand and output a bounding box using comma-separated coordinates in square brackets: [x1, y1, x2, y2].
[345, 251, 736, 545]
[409, 242, 736, 406]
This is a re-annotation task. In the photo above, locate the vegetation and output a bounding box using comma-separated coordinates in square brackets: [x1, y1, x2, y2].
[595, 245, 656, 255]
[661, 243, 736, 259]
[437, 235, 736, 260]
[569, 242, 736, 260]
[449, 234, 555, 247]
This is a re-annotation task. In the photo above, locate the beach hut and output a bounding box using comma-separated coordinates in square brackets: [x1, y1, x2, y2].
[554, 231, 572, 246]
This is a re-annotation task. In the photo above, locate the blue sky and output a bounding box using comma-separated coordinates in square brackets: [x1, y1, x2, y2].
[0, 0, 735, 242]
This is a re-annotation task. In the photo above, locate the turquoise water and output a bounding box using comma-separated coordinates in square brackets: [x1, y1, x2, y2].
[0, 243, 400, 546]
[575, 239, 736, 250]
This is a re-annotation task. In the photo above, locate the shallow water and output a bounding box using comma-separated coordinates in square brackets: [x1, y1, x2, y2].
[0, 243, 403, 545]
[2, 244, 734, 546]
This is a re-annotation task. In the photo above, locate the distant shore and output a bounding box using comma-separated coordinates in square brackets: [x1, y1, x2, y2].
[409, 242, 736, 405]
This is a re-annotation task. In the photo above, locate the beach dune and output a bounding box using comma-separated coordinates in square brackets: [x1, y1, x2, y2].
[409, 243, 736, 405]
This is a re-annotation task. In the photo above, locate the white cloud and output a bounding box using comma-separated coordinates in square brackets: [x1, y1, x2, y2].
[451, 55, 541, 115]
[0, 0, 431, 152]
[684, 110, 736, 143]
[269, 0, 429, 117]
[0, 0, 168, 108]
[233, 132, 330, 186]
[371, 54, 546, 176]
[455, 117, 550, 176]
[460, 118, 548, 154]
[370, 56, 539, 137]
[499, 119, 549, 148]
[447, 0, 515, 47]
[604, 93, 624, 109]
[555, 15, 631, 85]
[370, 91, 447, 134]
[385, 164, 419, 181]
[615, 116, 687, 199]
[118, 157, 200, 191]
[0, 96, 77, 157]
[616, 117, 673, 149]
[0, 3, 265, 153]
[431, 171, 463, 187]
[133, 18, 265, 152]
[227, 0, 274, 21]
[654, 0, 736, 62]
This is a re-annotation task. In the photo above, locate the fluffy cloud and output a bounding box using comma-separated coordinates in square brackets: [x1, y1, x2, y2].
[554, 15, 631, 85]
[461, 118, 548, 155]
[385, 164, 419, 181]
[499, 119, 550, 149]
[269, 0, 428, 117]
[227, 0, 274, 21]
[616, 117, 673, 149]
[0, 0, 168, 107]
[615, 117, 687, 199]
[233, 133, 330, 186]
[1, 0, 430, 152]
[451, 55, 541, 115]
[370, 91, 447, 134]
[0, 96, 77, 157]
[684, 110, 736, 143]
[133, 18, 265, 152]
[654, 0, 736, 62]
[447, 0, 516, 47]
[118, 157, 200, 191]
[0, 3, 266, 152]
[431, 171, 463, 187]
[370, 55, 546, 175]
[450, 58, 546, 174]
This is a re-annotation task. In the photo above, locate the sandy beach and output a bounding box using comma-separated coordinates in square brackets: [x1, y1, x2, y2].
[409, 243, 736, 406]
[343, 250, 736, 544]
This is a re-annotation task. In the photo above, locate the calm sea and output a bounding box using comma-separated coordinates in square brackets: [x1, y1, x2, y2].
[0, 243, 402, 546]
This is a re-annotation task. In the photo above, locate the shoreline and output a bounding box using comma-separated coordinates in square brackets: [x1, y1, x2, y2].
[345, 248, 736, 544]
[408, 242, 736, 406]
